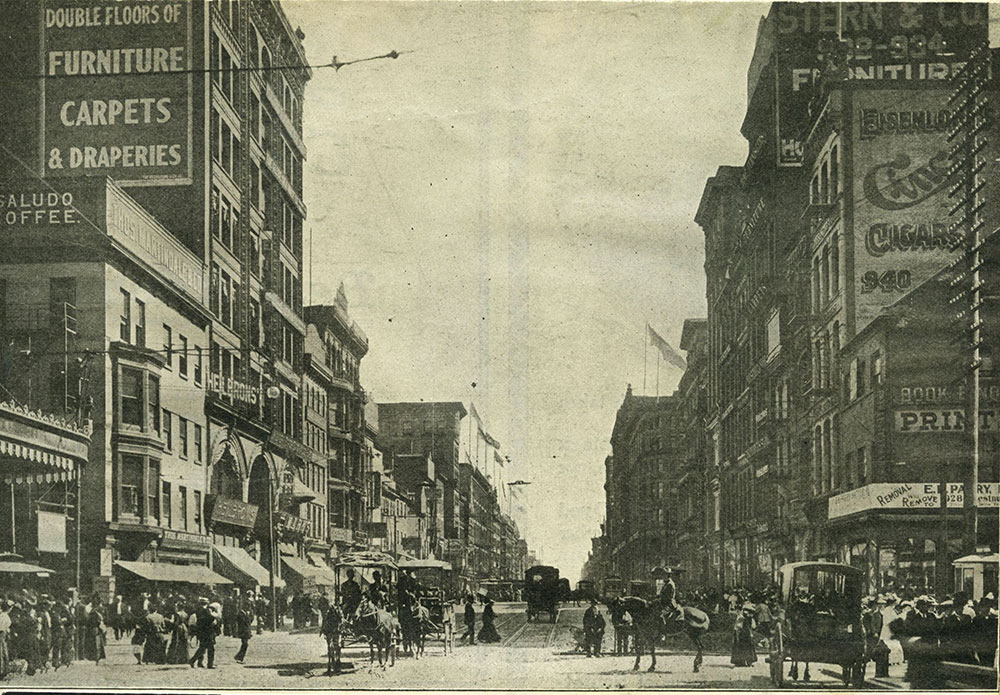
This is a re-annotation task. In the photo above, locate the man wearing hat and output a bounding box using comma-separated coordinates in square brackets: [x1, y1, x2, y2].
[652, 566, 679, 622]
[582, 598, 606, 657]
[189, 597, 217, 669]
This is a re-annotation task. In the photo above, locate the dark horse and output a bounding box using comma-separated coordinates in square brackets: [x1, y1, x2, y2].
[353, 602, 397, 668]
[621, 596, 710, 673]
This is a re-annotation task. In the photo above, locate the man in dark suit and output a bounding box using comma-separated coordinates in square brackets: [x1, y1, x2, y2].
[188, 598, 218, 669]
[460, 596, 476, 645]
[862, 597, 888, 677]
[340, 569, 363, 619]
[583, 599, 606, 657]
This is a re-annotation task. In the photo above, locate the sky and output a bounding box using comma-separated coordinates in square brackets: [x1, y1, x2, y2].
[283, 0, 767, 583]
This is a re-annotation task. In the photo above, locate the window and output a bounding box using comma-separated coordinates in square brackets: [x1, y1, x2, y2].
[120, 454, 143, 516]
[121, 367, 143, 426]
[856, 357, 867, 398]
[162, 481, 172, 528]
[249, 299, 261, 348]
[147, 459, 160, 521]
[179, 416, 189, 458]
[120, 289, 131, 342]
[179, 486, 188, 531]
[194, 346, 203, 385]
[134, 299, 146, 347]
[179, 335, 188, 377]
[830, 145, 839, 198]
[163, 325, 173, 369]
[871, 350, 883, 386]
[194, 490, 203, 533]
[191, 423, 202, 463]
[163, 409, 173, 451]
[148, 375, 160, 432]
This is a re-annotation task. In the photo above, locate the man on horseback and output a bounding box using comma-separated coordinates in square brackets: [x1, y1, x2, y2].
[652, 566, 680, 624]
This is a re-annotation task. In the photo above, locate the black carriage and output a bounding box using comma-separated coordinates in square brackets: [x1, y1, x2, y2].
[600, 575, 623, 603]
[768, 562, 867, 688]
[524, 565, 560, 623]
[398, 558, 456, 654]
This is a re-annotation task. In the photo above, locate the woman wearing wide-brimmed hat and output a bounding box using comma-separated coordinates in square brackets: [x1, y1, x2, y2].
[730, 601, 757, 667]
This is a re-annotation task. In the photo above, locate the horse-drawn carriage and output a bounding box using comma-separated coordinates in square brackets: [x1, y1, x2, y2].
[524, 565, 561, 623]
[398, 558, 456, 655]
[575, 579, 597, 603]
[331, 551, 399, 668]
[768, 562, 867, 688]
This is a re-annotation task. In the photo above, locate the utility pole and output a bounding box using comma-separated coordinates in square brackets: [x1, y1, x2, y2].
[948, 44, 990, 554]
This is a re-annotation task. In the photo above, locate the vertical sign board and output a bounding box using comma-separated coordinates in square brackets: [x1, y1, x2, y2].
[37, 509, 67, 554]
[852, 89, 961, 333]
[40, 0, 192, 185]
[772, 2, 988, 167]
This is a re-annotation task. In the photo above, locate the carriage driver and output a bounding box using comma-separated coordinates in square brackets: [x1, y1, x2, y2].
[652, 566, 680, 622]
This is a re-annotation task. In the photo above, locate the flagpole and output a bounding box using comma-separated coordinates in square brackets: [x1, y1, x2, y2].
[643, 323, 648, 395]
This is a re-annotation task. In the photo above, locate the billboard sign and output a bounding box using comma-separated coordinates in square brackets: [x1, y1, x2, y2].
[829, 482, 1000, 518]
[894, 408, 999, 433]
[853, 89, 963, 333]
[40, 0, 192, 185]
[773, 2, 988, 166]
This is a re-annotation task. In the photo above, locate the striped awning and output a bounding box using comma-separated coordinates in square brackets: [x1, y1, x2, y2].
[0, 436, 77, 484]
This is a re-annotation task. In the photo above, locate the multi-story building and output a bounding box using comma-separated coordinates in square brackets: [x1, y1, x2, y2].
[0, 0, 312, 597]
[688, 1, 996, 592]
[606, 387, 684, 581]
[304, 290, 371, 557]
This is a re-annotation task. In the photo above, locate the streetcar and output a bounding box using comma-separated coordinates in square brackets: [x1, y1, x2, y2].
[575, 579, 597, 603]
[768, 561, 867, 688]
[524, 565, 561, 622]
[627, 579, 654, 598]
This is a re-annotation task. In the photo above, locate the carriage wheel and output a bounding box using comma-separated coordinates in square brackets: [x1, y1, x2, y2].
[768, 624, 785, 688]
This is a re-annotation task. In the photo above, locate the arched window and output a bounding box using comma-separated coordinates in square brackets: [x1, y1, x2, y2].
[211, 451, 242, 499]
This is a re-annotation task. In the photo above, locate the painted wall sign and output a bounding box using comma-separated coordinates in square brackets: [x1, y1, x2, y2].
[772, 2, 987, 166]
[898, 384, 1000, 405]
[105, 182, 203, 302]
[853, 89, 964, 333]
[40, 0, 193, 185]
[894, 408, 999, 433]
[829, 482, 1000, 518]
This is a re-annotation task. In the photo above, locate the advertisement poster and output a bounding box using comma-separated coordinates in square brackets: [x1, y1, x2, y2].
[40, 0, 192, 185]
[852, 89, 963, 332]
[773, 2, 987, 166]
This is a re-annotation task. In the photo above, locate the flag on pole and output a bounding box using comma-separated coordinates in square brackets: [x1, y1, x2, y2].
[647, 324, 687, 370]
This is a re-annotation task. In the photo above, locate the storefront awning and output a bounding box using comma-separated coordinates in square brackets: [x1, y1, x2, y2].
[114, 560, 231, 585]
[290, 478, 316, 502]
[0, 560, 57, 576]
[0, 436, 77, 484]
[278, 542, 297, 557]
[283, 556, 337, 586]
[212, 545, 284, 589]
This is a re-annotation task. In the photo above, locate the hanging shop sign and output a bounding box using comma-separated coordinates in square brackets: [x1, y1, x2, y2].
[772, 2, 987, 166]
[894, 408, 999, 433]
[40, 0, 193, 185]
[829, 482, 1000, 519]
[207, 496, 259, 529]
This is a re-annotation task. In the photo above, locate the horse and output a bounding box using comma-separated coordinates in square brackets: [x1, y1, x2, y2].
[397, 597, 431, 659]
[352, 602, 397, 668]
[621, 596, 710, 673]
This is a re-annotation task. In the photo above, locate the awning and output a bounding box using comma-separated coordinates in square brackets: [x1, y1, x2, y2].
[278, 542, 297, 557]
[398, 559, 453, 571]
[0, 436, 77, 484]
[954, 553, 1000, 566]
[212, 545, 285, 589]
[289, 478, 316, 502]
[335, 550, 398, 570]
[0, 560, 57, 576]
[282, 556, 337, 586]
[307, 553, 338, 585]
[114, 560, 231, 585]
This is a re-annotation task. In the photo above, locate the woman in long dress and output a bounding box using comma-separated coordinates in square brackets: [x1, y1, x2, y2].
[731, 603, 757, 667]
[477, 600, 501, 643]
[166, 603, 190, 664]
[879, 595, 905, 666]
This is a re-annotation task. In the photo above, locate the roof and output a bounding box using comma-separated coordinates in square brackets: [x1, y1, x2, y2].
[335, 551, 398, 570]
[398, 559, 452, 571]
[114, 560, 231, 585]
[212, 546, 285, 588]
[953, 553, 1000, 566]
[779, 561, 864, 575]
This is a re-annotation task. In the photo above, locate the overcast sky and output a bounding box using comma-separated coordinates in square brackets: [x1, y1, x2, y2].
[284, 0, 766, 582]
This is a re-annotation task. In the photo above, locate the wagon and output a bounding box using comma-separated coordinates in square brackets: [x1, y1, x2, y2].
[398, 558, 456, 654]
[524, 565, 560, 622]
[768, 562, 867, 688]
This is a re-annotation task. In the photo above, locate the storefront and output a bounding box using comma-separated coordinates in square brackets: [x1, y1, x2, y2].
[0, 400, 90, 592]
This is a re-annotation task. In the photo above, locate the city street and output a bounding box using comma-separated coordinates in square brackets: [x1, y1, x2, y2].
[9, 604, 906, 690]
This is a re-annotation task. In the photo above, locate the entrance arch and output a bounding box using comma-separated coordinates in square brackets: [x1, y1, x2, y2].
[248, 455, 275, 575]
